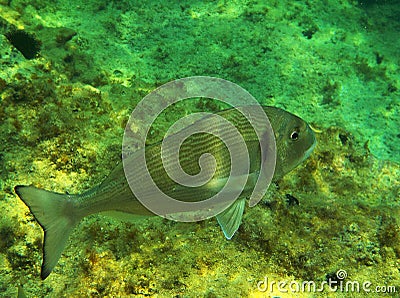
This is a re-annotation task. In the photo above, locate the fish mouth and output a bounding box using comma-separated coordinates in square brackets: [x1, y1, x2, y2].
[305, 141, 316, 158]
[301, 136, 317, 163]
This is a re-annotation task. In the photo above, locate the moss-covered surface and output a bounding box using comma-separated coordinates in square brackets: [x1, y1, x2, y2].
[0, 0, 399, 297]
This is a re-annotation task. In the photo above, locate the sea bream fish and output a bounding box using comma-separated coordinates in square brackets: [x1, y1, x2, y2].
[14, 106, 316, 279]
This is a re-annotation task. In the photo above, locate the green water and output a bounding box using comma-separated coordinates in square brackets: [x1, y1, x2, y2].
[0, 0, 399, 297]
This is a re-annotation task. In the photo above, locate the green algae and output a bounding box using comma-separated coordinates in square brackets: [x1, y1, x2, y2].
[0, 0, 399, 297]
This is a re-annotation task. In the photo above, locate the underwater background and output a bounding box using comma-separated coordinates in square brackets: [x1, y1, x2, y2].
[0, 0, 399, 297]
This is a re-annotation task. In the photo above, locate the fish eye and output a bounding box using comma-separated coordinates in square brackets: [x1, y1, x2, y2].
[290, 130, 299, 141]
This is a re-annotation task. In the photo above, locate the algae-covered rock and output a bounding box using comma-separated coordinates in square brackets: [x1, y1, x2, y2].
[0, 0, 399, 297]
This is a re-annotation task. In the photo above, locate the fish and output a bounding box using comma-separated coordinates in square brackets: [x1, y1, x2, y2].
[17, 285, 27, 298]
[14, 105, 316, 279]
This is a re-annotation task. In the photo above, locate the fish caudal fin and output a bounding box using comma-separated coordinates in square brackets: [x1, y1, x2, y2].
[14, 185, 80, 279]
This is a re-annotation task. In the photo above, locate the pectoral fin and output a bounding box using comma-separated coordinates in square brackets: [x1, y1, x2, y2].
[216, 198, 245, 239]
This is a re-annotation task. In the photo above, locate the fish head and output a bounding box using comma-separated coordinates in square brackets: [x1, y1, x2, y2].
[264, 107, 316, 180]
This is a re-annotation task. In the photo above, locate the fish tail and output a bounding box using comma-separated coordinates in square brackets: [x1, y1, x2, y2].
[14, 185, 81, 279]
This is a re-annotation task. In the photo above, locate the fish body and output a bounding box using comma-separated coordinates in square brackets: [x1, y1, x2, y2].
[15, 105, 316, 279]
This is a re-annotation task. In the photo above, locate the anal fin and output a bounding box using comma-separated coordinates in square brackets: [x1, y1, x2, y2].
[216, 198, 245, 239]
